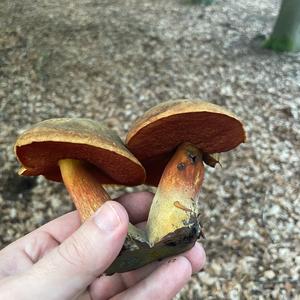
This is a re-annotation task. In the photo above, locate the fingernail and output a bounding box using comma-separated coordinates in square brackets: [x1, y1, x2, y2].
[94, 202, 121, 232]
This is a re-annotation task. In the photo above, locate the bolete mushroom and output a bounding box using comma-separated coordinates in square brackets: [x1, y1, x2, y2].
[14, 118, 146, 222]
[124, 99, 245, 264]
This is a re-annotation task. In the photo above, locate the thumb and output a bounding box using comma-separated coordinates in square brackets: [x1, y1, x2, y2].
[23, 201, 128, 300]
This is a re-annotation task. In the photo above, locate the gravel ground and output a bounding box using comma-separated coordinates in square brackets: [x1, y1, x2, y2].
[1, 0, 300, 299]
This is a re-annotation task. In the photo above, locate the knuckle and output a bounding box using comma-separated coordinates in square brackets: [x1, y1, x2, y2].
[57, 231, 92, 270]
[25, 231, 58, 263]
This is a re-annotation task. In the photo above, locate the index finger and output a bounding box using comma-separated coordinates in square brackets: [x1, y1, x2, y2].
[26, 191, 153, 244]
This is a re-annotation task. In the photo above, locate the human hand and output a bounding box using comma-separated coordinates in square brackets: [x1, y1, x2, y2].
[0, 192, 206, 300]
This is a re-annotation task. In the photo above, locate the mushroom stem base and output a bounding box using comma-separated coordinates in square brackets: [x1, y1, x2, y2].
[106, 224, 198, 275]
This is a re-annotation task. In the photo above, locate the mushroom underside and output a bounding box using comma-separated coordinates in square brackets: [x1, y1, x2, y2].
[16, 141, 144, 185]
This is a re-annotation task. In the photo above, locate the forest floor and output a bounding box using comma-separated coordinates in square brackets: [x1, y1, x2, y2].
[0, 0, 299, 299]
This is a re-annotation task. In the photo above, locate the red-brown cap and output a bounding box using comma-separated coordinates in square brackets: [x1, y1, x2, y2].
[15, 118, 146, 186]
[126, 99, 246, 185]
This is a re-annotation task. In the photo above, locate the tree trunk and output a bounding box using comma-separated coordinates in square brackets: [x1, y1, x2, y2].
[191, 0, 213, 5]
[265, 0, 300, 52]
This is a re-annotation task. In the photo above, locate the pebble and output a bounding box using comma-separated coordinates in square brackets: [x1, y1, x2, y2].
[198, 273, 216, 286]
[211, 261, 222, 276]
[264, 270, 276, 280]
[9, 208, 17, 219]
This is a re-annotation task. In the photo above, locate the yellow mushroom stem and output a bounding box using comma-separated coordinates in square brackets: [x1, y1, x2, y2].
[59, 159, 110, 222]
[146, 142, 205, 246]
[59, 159, 147, 247]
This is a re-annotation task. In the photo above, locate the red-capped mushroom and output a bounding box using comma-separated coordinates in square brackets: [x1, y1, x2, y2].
[15, 118, 145, 221]
[126, 99, 245, 249]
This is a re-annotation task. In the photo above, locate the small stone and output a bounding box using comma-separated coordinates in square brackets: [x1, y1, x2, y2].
[198, 273, 215, 286]
[51, 197, 62, 209]
[211, 261, 222, 276]
[220, 85, 233, 97]
[271, 288, 280, 299]
[10, 208, 17, 219]
[264, 270, 276, 280]
[228, 284, 241, 300]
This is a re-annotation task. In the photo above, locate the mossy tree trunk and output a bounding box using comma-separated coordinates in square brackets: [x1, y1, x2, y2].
[265, 0, 300, 52]
[191, 0, 214, 5]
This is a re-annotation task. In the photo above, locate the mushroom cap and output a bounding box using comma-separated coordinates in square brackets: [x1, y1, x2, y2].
[15, 118, 146, 186]
[126, 99, 246, 185]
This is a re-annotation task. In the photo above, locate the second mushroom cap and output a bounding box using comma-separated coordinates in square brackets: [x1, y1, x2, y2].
[126, 99, 246, 185]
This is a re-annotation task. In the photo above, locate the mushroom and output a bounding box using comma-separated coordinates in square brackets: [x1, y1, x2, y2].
[125, 100, 246, 258]
[14, 102, 245, 275]
[14, 118, 146, 222]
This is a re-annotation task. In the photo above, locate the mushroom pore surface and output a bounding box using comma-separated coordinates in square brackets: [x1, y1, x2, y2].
[126, 100, 245, 185]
